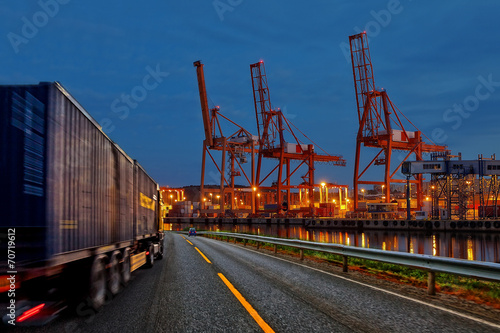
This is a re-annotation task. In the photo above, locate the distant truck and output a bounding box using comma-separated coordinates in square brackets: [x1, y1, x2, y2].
[0, 82, 164, 326]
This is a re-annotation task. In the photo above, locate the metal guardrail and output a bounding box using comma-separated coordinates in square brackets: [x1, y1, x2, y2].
[165, 216, 500, 233]
[184, 231, 500, 295]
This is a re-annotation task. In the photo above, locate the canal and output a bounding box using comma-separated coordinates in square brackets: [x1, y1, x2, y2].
[167, 222, 500, 263]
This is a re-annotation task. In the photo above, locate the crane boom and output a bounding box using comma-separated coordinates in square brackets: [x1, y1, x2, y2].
[350, 33, 376, 124]
[194, 60, 213, 147]
[250, 61, 278, 150]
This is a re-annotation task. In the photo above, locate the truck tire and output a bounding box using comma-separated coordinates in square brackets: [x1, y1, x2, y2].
[121, 248, 131, 286]
[146, 243, 154, 268]
[156, 242, 164, 260]
[89, 255, 107, 310]
[108, 251, 121, 295]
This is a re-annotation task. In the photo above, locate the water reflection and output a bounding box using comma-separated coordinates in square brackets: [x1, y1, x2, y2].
[167, 223, 500, 263]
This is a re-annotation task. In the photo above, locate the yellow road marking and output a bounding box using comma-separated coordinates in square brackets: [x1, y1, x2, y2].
[218, 273, 275, 333]
[186, 239, 193, 246]
[195, 247, 212, 264]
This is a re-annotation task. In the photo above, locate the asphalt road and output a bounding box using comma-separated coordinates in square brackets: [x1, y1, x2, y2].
[9, 232, 500, 332]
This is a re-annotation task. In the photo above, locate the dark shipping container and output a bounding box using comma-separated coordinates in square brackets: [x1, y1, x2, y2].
[0, 82, 158, 265]
[0, 82, 164, 324]
[134, 161, 159, 239]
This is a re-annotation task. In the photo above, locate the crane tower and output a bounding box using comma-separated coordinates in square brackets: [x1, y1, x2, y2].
[194, 61, 257, 216]
[251, 60, 346, 216]
[349, 32, 449, 211]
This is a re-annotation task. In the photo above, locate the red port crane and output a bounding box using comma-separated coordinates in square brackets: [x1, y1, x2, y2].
[194, 61, 258, 216]
[349, 32, 449, 211]
[250, 60, 346, 216]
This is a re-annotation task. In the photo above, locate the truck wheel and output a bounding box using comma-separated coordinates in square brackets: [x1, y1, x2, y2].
[108, 251, 121, 295]
[121, 248, 131, 286]
[156, 243, 164, 260]
[146, 244, 154, 268]
[89, 255, 106, 310]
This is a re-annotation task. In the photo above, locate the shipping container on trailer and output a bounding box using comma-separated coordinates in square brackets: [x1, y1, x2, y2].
[0, 83, 49, 265]
[134, 161, 159, 239]
[0, 82, 164, 326]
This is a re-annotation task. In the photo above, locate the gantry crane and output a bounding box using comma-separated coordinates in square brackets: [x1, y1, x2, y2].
[349, 32, 449, 211]
[194, 61, 257, 216]
[250, 60, 346, 216]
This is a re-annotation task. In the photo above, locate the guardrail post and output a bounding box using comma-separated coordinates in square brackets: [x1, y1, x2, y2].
[274, 244, 278, 254]
[343, 255, 348, 272]
[234, 237, 237, 244]
[300, 249, 304, 260]
[257, 242, 260, 249]
[243, 239, 247, 247]
[428, 271, 436, 295]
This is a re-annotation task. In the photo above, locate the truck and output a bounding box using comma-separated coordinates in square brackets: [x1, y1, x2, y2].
[0, 82, 164, 326]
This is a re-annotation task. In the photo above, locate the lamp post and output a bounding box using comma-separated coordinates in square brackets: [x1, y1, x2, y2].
[406, 175, 411, 220]
[431, 185, 435, 219]
[252, 187, 257, 215]
[361, 188, 365, 201]
[320, 182, 326, 203]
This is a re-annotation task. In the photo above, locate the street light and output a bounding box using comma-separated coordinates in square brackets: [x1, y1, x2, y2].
[361, 188, 365, 201]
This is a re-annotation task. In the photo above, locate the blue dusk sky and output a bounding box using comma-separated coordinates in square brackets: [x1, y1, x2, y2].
[2, 1, 500, 188]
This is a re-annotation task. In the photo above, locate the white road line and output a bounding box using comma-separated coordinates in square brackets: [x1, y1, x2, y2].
[205, 237, 500, 330]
